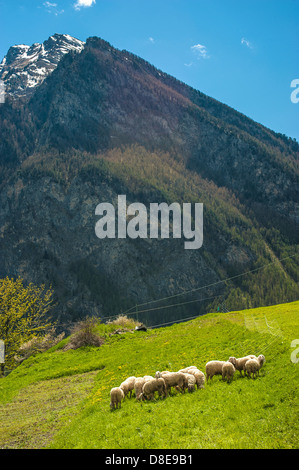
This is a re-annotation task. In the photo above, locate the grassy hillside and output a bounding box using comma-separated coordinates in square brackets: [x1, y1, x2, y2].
[0, 301, 298, 449]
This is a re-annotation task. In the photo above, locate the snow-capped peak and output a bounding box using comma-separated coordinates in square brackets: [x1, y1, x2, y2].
[0, 34, 85, 99]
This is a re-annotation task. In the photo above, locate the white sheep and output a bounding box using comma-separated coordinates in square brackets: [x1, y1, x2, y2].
[244, 355, 265, 379]
[205, 360, 226, 381]
[228, 355, 256, 376]
[140, 377, 167, 401]
[143, 375, 154, 382]
[155, 371, 173, 379]
[186, 368, 205, 389]
[179, 366, 198, 373]
[181, 372, 196, 393]
[160, 371, 188, 394]
[120, 376, 136, 398]
[222, 361, 235, 383]
[155, 371, 171, 378]
[134, 377, 146, 401]
[110, 387, 124, 410]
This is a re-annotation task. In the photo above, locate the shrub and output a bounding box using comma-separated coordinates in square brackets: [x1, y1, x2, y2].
[14, 327, 65, 363]
[107, 315, 142, 330]
[65, 317, 104, 350]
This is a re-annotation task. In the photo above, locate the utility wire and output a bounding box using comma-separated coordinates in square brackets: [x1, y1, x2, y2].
[122, 293, 224, 316]
[51, 252, 299, 327]
[100, 292, 226, 321]
[149, 313, 204, 329]
[121, 252, 299, 316]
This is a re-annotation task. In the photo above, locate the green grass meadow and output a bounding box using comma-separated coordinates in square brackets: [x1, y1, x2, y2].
[0, 301, 298, 449]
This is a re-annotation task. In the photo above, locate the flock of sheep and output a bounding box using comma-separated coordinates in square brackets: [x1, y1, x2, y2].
[110, 353, 266, 410]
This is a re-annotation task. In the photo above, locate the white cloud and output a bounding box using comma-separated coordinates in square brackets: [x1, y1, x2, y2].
[43, 2, 64, 15]
[74, 0, 96, 10]
[241, 37, 253, 49]
[148, 37, 155, 44]
[44, 1, 57, 7]
[191, 43, 210, 59]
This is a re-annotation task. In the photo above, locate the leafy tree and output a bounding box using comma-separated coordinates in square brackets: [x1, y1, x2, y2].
[0, 277, 54, 369]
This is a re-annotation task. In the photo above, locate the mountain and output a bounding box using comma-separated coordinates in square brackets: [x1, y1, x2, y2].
[0, 34, 84, 99]
[0, 35, 298, 328]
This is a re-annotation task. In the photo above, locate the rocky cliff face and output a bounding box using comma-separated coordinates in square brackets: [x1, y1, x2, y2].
[0, 34, 84, 99]
[0, 169, 219, 325]
[0, 35, 298, 328]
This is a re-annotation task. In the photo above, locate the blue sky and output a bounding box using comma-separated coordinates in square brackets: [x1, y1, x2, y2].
[1, 0, 298, 140]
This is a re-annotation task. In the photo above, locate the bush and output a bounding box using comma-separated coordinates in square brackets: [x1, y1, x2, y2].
[15, 327, 65, 363]
[107, 315, 142, 330]
[65, 317, 104, 350]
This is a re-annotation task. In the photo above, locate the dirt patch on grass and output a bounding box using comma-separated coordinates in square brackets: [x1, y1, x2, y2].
[0, 371, 97, 449]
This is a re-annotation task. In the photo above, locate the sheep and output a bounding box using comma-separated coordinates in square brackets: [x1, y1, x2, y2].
[155, 370, 172, 379]
[244, 355, 265, 379]
[228, 355, 257, 376]
[110, 387, 124, 410]
[205, 361, 226, 381]
[181, 372, 196, 393]
[160, 371, 188, 394]
[143, 375, 154, 382]
[179, 366, 198, 374]
[132, 375, 154, 400]
[134, 377, 146, 401]
[186, 368, 205, 389]
[179, 368, 191, 374]
[222, 361, 235, 383]
[140, 377, 167, 401]
[120, 376, 136, 398]
[155, 371, 171, 378]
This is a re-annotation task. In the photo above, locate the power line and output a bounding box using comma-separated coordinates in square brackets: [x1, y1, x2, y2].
[100, 292, 226, 322]
[51, 252, 299, 328]
[123, 293, 225, 317]
[121, 252, 299, 316]
[149, 313, 205, 329]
